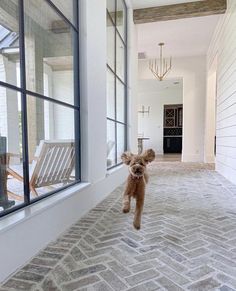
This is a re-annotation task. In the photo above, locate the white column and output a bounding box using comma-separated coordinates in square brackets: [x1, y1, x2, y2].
[79, 0, 107, 183]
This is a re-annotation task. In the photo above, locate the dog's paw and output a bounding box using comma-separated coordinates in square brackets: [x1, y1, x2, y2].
[122, 207, 130, 213]
[133, 221, 141, 230]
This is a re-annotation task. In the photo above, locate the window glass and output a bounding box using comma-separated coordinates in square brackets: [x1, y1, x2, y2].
[0, 1, 20, 87]
[117, 0, 126, 41]
[116, 34, 125, 81]
[0, 0, 80, 217]
[107, 0, 116, 24]
[117, 79, 125, 122]
[107, 13, 115, 71]
[27, 95, 77, 199]
[107, 69, 115, 119]
[24, 0, 74, 105]
[50, 0, 75, 25]
[106, 0, 127, 169]
[0, 86, 24, 214]
[107, 120, 116, 168]
[117, 123, 125, 163]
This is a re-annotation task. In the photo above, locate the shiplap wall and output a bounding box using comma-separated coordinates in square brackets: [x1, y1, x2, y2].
[207, 0, 236, 184]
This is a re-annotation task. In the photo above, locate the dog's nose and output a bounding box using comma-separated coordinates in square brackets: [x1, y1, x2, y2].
[134, 166, 143, 174]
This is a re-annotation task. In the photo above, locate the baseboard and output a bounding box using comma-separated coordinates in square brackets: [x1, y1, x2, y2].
[182, 154, 204, 163]
[204, 155, 215, 164]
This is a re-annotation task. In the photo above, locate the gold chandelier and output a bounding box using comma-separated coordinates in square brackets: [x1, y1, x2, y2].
[149, 43, 172, 81]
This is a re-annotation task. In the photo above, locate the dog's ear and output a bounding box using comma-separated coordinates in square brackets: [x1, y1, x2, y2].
[121, 152, 133, 165]
[142, 149, 155, 164]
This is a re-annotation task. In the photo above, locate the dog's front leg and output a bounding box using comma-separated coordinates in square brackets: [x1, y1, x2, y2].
[122, 191, 131, 213]
[133, 195, 144, 230]
[122, 183, 131, 213]
[122, 177, 133, 213]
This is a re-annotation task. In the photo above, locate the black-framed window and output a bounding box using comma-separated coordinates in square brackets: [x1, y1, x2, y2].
[106, 0, 127, 169]
[0, 0, 80, 217]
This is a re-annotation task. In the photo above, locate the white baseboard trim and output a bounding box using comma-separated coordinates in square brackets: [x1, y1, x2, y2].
[204, 155, 215, 164]
[182, 154, 204, 163]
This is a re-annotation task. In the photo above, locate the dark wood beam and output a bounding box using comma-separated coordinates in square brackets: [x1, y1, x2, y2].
[133, 0, 227, 24]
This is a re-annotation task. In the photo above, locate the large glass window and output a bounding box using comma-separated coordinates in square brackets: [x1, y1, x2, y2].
[106, 0, 127, 169]
[0, 0, 80, 217]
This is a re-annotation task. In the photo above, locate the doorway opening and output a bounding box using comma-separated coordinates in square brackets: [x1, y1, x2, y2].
[138, 78, 183, 162]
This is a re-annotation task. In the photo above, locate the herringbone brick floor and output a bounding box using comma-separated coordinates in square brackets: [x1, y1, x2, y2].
[1, 162, 236, 291]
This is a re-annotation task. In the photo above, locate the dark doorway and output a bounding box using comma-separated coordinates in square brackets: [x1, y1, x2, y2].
[163, 104, 183, 154]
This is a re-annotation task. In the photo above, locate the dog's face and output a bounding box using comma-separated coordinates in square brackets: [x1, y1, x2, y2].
[121, 149, 155, 178]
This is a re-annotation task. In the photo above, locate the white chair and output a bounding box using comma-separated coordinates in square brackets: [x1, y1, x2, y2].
[7, 140, 75, 200]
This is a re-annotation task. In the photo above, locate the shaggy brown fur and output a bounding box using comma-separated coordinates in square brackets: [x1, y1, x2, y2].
[121, 149, 155, 230]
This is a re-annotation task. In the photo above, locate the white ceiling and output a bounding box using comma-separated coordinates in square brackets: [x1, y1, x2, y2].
[132, 0, 203, 9]
[139, 78, 183, 92]
[137, 15, 221, 58]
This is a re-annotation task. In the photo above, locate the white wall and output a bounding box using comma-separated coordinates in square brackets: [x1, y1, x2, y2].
[79, 0, 107, 183]
[139, 56, 206, 162]
[204, 56, 217, 163]
[138, 81, 183, 154]
[207, 0, 236, 184]
[0, 0, 137, 282]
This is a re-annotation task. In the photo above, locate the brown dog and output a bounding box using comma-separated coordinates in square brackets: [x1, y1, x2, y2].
[121, 149, 155, 230]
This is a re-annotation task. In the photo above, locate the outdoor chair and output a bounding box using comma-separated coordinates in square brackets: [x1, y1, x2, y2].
[7, 140, 75, 201]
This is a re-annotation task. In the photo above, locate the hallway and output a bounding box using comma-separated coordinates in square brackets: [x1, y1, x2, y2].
[2, 162, 236, 291]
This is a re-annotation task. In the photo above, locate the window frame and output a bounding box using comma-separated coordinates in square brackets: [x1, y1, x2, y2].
[106, 0, 128, 170]
[0, 0, 80, 218]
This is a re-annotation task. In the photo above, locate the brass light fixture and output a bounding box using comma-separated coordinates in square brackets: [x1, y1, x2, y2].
[149, 43, 172, 81]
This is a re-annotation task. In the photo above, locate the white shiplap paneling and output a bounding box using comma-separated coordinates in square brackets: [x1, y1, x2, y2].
[207, 0, 236, 184]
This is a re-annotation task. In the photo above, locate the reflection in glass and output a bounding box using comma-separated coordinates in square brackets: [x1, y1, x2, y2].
[107, 120, 116, 168]
[107, 0, 116, 24]
[116, 34, 125, 81]
[107, 69, 115, 119]
[117, 123, 125, 163]
[50, 0, 74, 25]
[106, 0, 127, 169]
[0, 1, 20, 87]
[27, 95, 77, 199]
[117, 79, 125, 122]
[117, 0, 126, 41]
[24, 0, 74, 105]
[0, 86, 24, 213]
[107, 13, 116, 71]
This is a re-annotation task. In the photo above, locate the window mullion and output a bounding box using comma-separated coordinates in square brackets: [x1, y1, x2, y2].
[124, 1, 128, 151]
[114, 0, 118, 164]
[19, 0, 30, 205]
[73, 0, 81, 181]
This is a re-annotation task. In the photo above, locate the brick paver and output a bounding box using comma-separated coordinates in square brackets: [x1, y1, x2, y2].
[1, 162, 236, 290]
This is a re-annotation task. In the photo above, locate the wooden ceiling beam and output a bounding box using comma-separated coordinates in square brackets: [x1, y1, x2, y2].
[133, 0, 227, 24]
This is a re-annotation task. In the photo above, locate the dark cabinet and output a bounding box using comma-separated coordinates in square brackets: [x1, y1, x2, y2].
[164, 137, 182, 154]
[163, 104, 183, 154]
